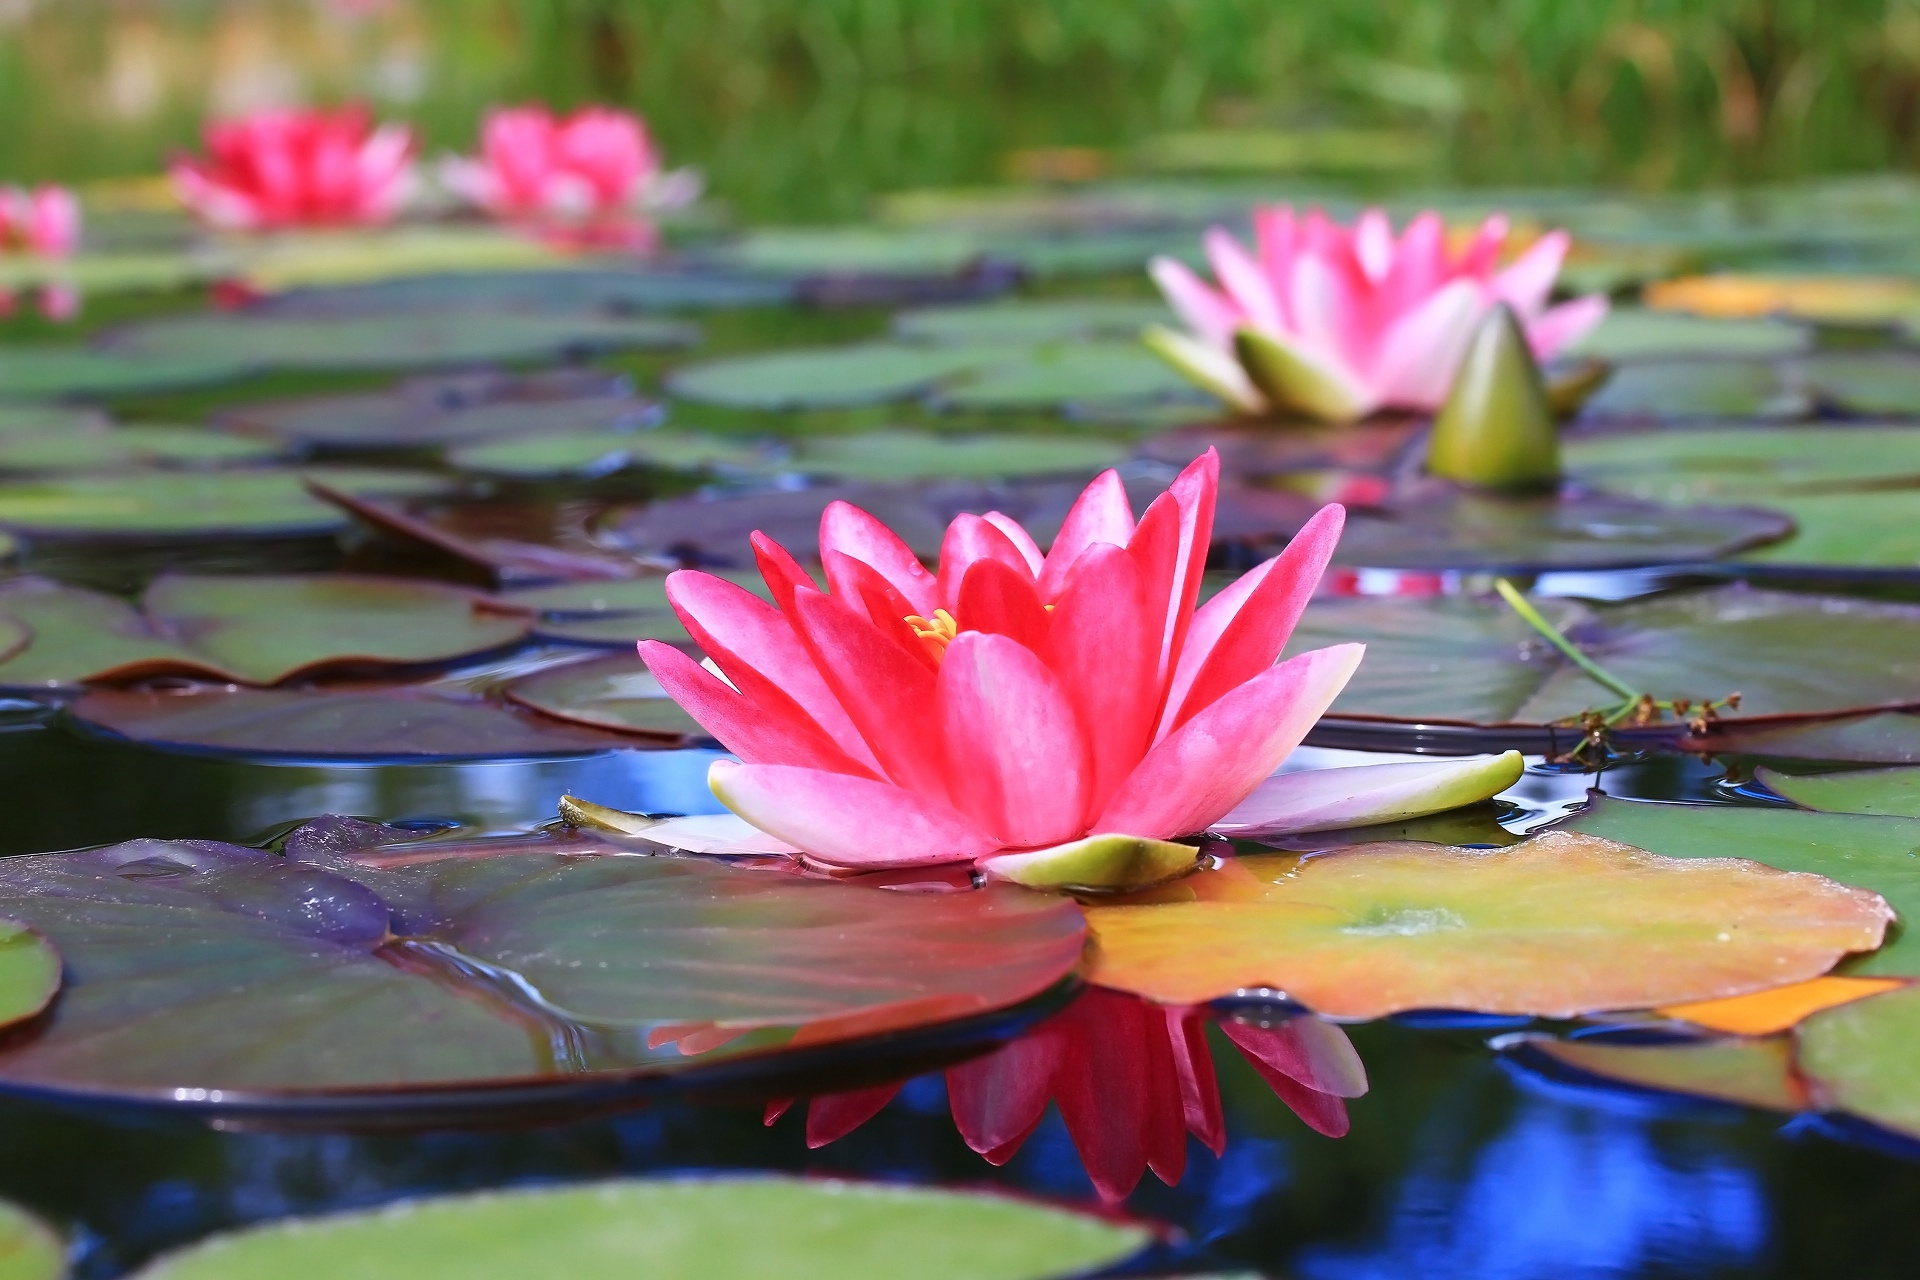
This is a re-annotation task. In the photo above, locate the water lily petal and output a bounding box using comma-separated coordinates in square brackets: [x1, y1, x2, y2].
[666, 569, 879, 771]
[1161, 502, 1345, 737]
[1525, 292, 1611, 360]
[1382, 210, 1447, 315]
[1149, 255, 1242, 347]
[937, 513, 1038, 611]
[1493, 228, 1570, 317]
[1141, 325, 1266, 416]
[983, 511, 1045, 575]
[1036, 468, 1138, 603]
[1167, 1006, 1226, 1155]
[953, 557, 1050, 651]
[818, 499, 940, 616]
[709, 760, 998, 867]
[979, 834, 1198, 890]
[1232, 326, 1375, 422]
[1128, 450, 1219, 704]
[787, 587, 950, 799]
[638, 640, 872, 773]
[1453, 212, 1509, 277]
[1205, 226, 1284, 332]
[946, 1026, 1061, 1161]
[805, 1083, 903, 1148]
[1209, 751, 1526, 837]
[1096, 643, 1365, 839]
[937, 631, 1089, 849]
[1043, 542, 1157, 817]
[749, 530, 819, 618]
[1353, 208, 1395, 284]
[1252, 205, 1299, 327]
[630, 811, 802, 857]
[1366, 277, 1489, 411]
[1288, 250, 1365, 373]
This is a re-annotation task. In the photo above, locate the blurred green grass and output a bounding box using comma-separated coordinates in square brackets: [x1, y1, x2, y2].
[2, 0, 1919, 220]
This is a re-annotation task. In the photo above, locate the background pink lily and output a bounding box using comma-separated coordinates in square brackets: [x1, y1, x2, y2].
[1146, 206, 1609, 422]
[638, 450, 1364, 877]
[0, 185, 80, 320]
[441, 105, 700, 250]
[170, 106, 416, 231]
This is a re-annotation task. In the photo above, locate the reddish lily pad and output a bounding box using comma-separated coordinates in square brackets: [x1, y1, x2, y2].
[1699, 711, 1920, 762]
[126, 1178, 1147, 1280]
[505, 654, 708, 742]
[1559, 795, 1920, 977]
[0, 822, 1087, 1118]
[70, 685, 634, 760]
[1083, 830, 1890, 1017]
[495, 572, 769, 646]
[0, 574, 530, 688]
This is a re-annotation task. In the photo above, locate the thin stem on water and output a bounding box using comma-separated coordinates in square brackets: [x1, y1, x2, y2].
[1491, 578, 1639, 702]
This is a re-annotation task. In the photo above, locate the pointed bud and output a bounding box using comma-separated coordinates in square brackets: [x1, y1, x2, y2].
[1426, 302, 1560, 491]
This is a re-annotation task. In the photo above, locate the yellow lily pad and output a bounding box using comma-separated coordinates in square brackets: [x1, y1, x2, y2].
[1084, 831, 1892, 1018]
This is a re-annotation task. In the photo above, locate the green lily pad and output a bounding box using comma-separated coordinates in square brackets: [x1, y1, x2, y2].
[1564, 308, 1811, 361]
[0, 573, 529, 688]
[0, 822, 1087, 1111]
[1735, 490, 1920, 568]
[262, 267, 793, 316]
[0, 923, 60, 1034]
[1568, 424, 1920, 502]
[1797, 985, 1920, 1139]
[105, 312, 697, 373]
[0, 348, 251, 400]
[0, 405, 108, 435]
[71, 685, 632, 759]
[0, 467, 443, 540]
[934, 341, 1194, 410]
[791, 430, 1127, 481]
[894, 298, 1172, 345]
[1084, 829, 1890, 1017]
[720, 226, 993, 275]
[451, 430, 764, 479]
[1283, 585, 1920, 730]
[1559, 794, 1920, 977]
[496, 572, 769, 645]
[128, 1178, 1147, 1280]
[1577, 361, 1803, 421]
[1515, 1032, 1808, 1112]
[1756, 765, 1920, 816]
[222, 373, 645, 452]
[1703, 711, 1920, 762]
[665, 344, 990, 410]
[0, 424, 280, 474]
[0, 1200, 63, 1280]
[1332, 491, 1791, 572]
[505, 653, 708, 740]
[1796, 352, 1920, 415]
[223, 226, 568, 292]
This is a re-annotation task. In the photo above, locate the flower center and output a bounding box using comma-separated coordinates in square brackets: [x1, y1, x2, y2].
[904, 608, 959, 664]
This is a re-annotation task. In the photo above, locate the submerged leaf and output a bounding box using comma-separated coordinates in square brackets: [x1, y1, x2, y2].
[127, 1178, 1148, 1280]
[1084, 830, 1890, 1017]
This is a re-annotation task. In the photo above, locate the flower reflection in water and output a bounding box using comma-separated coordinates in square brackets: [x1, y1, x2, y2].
[773, 988, 1367, 1202]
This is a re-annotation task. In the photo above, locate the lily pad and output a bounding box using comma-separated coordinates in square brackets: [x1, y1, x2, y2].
[1564, 308, 1811, 360]
[104, 312, 697, 373]
[1645, 273, 1920, 323]
[0, 424, 281, 474]
[1568, 424, 1920, 502]
[0, 1200, 63, 1280]
[0, 823, 1087, 1113]
[260, 267, 794, 316]
[934, 341, 1195, 410]
[790, 431, 1128, 482]
[0, 347, 250, 400]
[0, 573, 528, 688]
[71, 685, 634, 759]
[893, 298, 1173, 345]
[222, 371, 644, 452]
[504, 654, 708, 741]
[1796, 352, 1920, 415]
[0, 467, 444, 540]
[1576, 361, 1803, 421]
[1735, 490, 1920, 568]
[1700, 710, 1920, 762]
[1559, 794, 1920, 977]
[1083, 830, 1890, 1017]
[1756, 765, 1920, 817]
[128, 1178, 1147, 1280]
[665, 344, 991, 410]
[451, 430, 764, 479]
[1514, 1033, 1808, 1112]
[1331, 491, 1791, 572]
[495, 572, 770, 646]
[1283, 585, 1920, 732]
[1797, 984, 1920, 1139]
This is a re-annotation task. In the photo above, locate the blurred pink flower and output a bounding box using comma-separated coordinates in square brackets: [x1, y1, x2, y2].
[1147, 206, 1609, 421]
[638, 451, 1361, 876]
[441, 104, 701, 250]
[170, 106, 416, 231]
[0, 185, 80, 321]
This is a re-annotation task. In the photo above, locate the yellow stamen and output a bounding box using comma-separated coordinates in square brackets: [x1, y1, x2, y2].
[904, 608, 960, 664]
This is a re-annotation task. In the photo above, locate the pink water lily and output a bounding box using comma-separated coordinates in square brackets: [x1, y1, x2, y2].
[1146, 206, 1609, 422]
[637, 450, 1364, 876]
[441, 105, 700, 249]
[170, 106, 416, 231]
[0, 185, 80, 320]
